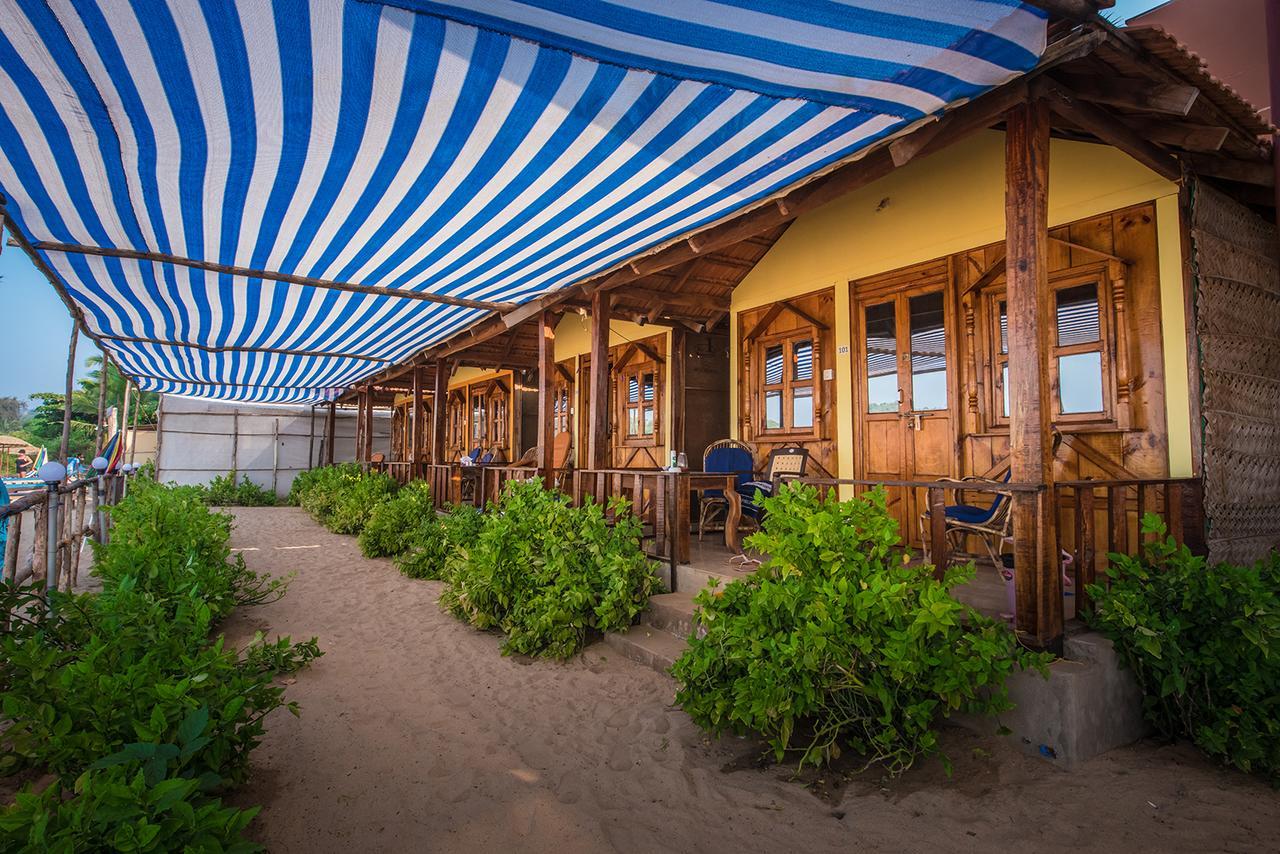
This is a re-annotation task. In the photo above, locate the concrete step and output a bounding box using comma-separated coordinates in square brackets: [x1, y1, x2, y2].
[603, 624, 688, 673]
[673, 560, 758, 595]
[644, 591, 698, 638]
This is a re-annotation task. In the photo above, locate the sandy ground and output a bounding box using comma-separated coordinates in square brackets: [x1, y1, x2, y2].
[222, 507, 1279, 854]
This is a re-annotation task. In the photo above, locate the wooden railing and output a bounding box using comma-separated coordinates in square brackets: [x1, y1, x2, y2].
[425, 464, 455, 507]
[798, 477, 1047, 578]
[571, 468, 679, 574]
[1055, 477, 1204, 613]
[3, 474, 119, 595]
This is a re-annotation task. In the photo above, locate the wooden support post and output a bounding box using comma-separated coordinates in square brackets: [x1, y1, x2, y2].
[60, 326, 78, 466]
[1004, 98, 1063, 654]
[94, 357, 109, 451]
[587, 290, 611, 470]
[537, 311, 556, 483]
[128, 386, 141, 466]
[411, 365, 423, 480]
[927, 486, 948, 579]
[432, 360, 449, 465]
[325, 401, 336, 465]
[670, 327, 687, 464]
[119, 381, 132, 460]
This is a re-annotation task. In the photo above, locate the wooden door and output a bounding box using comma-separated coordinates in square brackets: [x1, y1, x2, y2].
[855, 283, 956, 539]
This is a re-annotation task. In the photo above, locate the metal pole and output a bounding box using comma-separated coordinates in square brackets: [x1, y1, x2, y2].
[308, 404, 317, 469]
[44, 483, 60, 606]
[60, 325, 78, 465]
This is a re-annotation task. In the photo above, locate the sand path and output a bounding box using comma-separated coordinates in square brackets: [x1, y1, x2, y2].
[225, 507, 1279, 853]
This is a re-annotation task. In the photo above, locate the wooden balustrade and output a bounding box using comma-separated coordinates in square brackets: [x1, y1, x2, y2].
[3, 474, 118, 597]
[799, 477, 1046, 580]
[1055, 477, 1204, 614]
[572, 468, 678, 575]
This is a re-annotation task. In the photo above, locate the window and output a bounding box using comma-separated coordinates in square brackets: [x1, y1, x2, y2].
[617, 362, 661, 445]
[488, 387, 508, 449]
[447, 392, 467, 455]
[989, 272, 1112, 423]
[757, 331, 819, 434]
[908, 292, 947, 411]
[470, 390, 487, 447]
[864, 301, 898, 413]
[552, 378, 572, 435]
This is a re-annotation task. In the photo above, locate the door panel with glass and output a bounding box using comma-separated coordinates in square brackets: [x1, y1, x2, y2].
[855, 283, 955, 539]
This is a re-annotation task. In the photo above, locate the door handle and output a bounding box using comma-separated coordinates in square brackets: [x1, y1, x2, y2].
[901, 411, 924, 431]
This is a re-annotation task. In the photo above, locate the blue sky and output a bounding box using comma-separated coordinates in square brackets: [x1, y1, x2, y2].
[0, 0, 1170, 405]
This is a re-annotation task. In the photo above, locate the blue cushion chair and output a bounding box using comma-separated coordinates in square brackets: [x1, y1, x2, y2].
[737, 446, 810, 524]
[918, 469, 1013, 567]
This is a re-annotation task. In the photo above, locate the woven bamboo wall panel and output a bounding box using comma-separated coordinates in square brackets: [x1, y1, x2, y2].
[1191, 180, 1280, 563]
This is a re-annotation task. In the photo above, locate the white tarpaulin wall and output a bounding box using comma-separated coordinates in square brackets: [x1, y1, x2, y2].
[155, 396, 390, 495]
[0, 0, 1045, 402]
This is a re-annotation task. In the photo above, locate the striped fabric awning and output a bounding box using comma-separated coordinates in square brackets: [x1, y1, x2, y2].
[0, 0, 1046, 402]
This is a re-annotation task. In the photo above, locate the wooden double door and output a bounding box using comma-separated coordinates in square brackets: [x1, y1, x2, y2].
[854, 279, 957, 538]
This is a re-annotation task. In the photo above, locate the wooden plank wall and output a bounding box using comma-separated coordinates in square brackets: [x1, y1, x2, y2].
[736, 287, 839, 477]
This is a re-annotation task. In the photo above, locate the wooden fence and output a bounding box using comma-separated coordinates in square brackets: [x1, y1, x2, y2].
[2, 473, 125, 595]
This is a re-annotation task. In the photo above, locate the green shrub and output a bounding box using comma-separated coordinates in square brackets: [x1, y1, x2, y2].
[0, 763, 262, 854]
[0, 480, 319, 847]
[358, 481, 435, 558]
[1087, 516, 1280, 781]
[291, 464, 395, 534]
[202, 472, 239, 506]
[671, 484, 1048, 774]
[440, 479, 661, 658]
[396, 504, 484, 580]
[92, 478, 286, 621]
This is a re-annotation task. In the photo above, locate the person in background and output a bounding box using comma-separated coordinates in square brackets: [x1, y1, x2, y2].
[14, 450, 32, 477]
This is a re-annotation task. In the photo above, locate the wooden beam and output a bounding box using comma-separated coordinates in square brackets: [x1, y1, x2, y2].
[779, 299, 830, 331]
[609, 286, 728, 311]
[96, 333, 388, 363]
[537, 311, 556, 482]
[1183, 153, 1276, 187]
[1041, 82, 1181, 180]
[1053, 72, 1200, 117]
[1130, 118, 1229, 153]
[1004, 98, 1063, 653]
[29, 241, 518, 312]
[1023, 0, 1112, 21]
[587, 290, 611, 469]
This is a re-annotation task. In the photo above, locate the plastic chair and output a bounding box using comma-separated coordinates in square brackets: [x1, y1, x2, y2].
[697, 439, 755, 541]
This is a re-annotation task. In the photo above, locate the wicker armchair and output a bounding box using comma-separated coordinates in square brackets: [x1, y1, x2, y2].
[918, 470, 1013, 566]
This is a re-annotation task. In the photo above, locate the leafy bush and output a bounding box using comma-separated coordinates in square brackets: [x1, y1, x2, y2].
[440, 479, 661, 658]
[0, 763, 262, 854]
[201, 472, 276, 508]
[672, 484, 1048, 774]
[92, 478, 286, 620]
[396, 504, 484, 580]
[291, 464, 395, 534]
[0, 480, 319, 848]
[1087, 516, 1280, 781]
[358, 481, 435, 558]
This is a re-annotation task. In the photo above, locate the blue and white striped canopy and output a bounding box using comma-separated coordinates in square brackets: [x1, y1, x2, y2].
[0, 0, 1045, 402]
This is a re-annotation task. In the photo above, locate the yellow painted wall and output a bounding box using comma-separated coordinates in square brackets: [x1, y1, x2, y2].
[730, 130, 1192, 477]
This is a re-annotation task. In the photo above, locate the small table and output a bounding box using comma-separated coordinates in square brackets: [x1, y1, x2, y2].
[672, 472, 742, 564]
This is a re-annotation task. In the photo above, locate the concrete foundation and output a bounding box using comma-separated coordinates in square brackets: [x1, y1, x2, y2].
[957, 629, 1148, 767]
